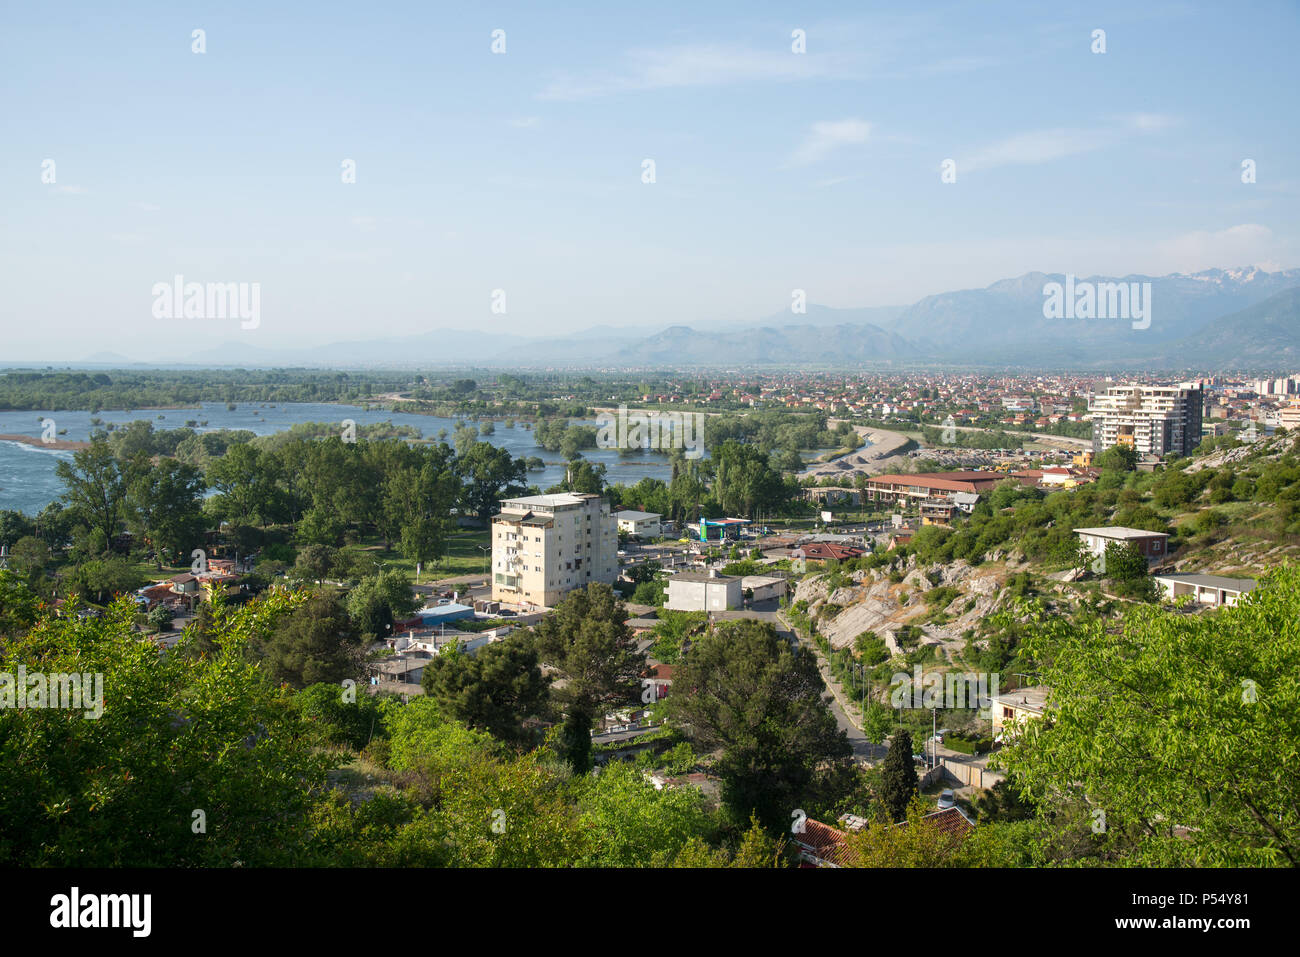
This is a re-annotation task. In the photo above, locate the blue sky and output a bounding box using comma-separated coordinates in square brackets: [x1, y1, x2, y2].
[3, 0, 1298, 360]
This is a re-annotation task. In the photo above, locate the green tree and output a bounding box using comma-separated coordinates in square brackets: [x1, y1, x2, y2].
[995, 566, 1300, 866]
[879, 729, 919, 822]
[55, 440, 129, 549]
[0, 590, 332, 865]
[7, 535, 51, 580]
[345, 570, 419, 641]
[206, 442, 286, 527]
[74, 555, 143, 603]
[532, 583, 645, 771]
[1094, 444, 1139, 472]
[456, 442, 528, 523]
[292, 543, 341, 583]
[127, 455, 206, 566]
[261, 591, 364, 688]
[668, 618, 852, 829]
[420, 638, 549, 744]
[574, 760, 715, 866]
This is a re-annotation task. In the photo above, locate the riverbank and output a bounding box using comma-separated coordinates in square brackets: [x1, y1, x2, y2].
[0, 434, 89, 451]
[799, 425, 914, 481]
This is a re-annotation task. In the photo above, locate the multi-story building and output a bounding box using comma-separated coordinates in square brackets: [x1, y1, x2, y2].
[1089, 383, 1204, 458]
[490, 493, 617, 608]
[861, 471, 1001, 507]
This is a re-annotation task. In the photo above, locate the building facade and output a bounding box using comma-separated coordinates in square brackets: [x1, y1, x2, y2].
[614, 509, 662, 538]
[1074, 526, 1171, 563]
[491, 493, 618, 608]
[860, 472, 1001, 507]
[664, 570, 742, 611]
[1089, 383, 1204, 458]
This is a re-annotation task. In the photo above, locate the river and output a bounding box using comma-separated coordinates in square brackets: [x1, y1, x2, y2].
[0, 401, 676, 516]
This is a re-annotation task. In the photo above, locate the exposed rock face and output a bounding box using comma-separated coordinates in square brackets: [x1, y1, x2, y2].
[1185, 433, 1296, 474]
[798, 560, 1016, 652]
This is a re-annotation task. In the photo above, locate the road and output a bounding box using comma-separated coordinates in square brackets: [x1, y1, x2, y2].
[777, 611, 886, 764]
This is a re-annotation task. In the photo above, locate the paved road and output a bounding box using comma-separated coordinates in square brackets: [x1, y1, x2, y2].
[778, 611, 886, 764]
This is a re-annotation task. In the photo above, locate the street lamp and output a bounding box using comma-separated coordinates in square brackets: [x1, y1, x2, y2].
[477, 544, 491, 579]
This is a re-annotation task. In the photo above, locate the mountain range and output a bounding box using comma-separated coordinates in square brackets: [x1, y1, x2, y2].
[77, 267, 1300, 372]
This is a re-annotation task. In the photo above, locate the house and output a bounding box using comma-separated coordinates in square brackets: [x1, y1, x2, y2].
[642, 663, 675, 701]
[739, 574, 787, 603]
[414, 602, 477, 627]
[802, 486, 862, 506]
[919, 499, 956, 525]
[796, 541, 865, 563]
[794, 819, 857, 868]
[665, 570, 742, 612]
[1073, 526, 1170, 563]
[992, 685, 1052, 738]
[615, 509, 662, 539]
[796, 808, 973, 867]
[1154, 573, 1256, 607]
[904, 806, 976, 837]
[367, 653, 432, 687]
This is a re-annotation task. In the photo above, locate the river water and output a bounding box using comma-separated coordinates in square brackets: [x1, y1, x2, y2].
[0, 401, 675, 516]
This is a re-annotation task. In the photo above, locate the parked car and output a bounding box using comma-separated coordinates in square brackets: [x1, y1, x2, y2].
[937, 790, 956, 810]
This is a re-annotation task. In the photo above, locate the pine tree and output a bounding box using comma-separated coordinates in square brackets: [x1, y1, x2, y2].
[880, 729, 919, 822]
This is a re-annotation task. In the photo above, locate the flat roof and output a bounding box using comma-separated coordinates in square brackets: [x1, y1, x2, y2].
[615, 510, 661, 521]
[418, 602, 475, 617]
[501, 493, 599, 509]
[1073, 526, 1169, 539]
[1154, 573, 1257, 592]
[670, 571, 741, 584]
[993, 686, 1052, 713]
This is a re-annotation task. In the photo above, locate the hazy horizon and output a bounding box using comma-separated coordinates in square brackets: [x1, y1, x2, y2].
[4, 0, 1299, 362]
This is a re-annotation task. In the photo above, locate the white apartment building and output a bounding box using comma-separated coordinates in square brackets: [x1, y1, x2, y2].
[664, 569, 742, 612]
[491, 493, 618, 608]
[1089, 383, 1204, 458]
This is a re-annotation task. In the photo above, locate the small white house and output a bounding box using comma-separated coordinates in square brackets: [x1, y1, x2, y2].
[616, 510, 662, 538]
[1154, 573, 1256, 607]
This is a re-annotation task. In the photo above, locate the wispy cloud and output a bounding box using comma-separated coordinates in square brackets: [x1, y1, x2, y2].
[134, 202, 161, 212]
[789, 119, 871, 167]
[510, 116, 541, 129]
[53, 185, 88, 195]
[537, 43, 840, 100]
[957, 114, 1176, 174]
[1155, 224, 1278, 273]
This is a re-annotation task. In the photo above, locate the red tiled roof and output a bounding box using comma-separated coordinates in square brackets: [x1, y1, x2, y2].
[866, 472, 1000, 493]
[896, 807, 974, 838]
[801, 542, 865, 561]
[796, 819, 858, 867]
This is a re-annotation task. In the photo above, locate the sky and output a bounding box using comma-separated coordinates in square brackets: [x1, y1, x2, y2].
[2, 0, 1299, 361]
